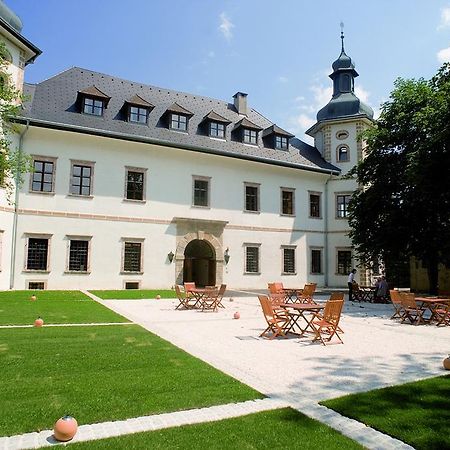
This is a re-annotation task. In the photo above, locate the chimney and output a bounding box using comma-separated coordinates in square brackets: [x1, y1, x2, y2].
[233, 92, 248, 116]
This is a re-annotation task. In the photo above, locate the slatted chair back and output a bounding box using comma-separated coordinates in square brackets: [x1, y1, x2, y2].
[400, 292, 416, 309]
[268, 283, 283, 295]
[274, 282, 284, 292]
[175, 284, 184, 299]
[322, 299, 344, 325]
[175, 284, 191, 310]
[216, 284, 227, 308]
[184, 282, 196, 294]
[269, 293, 285, 306]
[389, 290, 405, 320]
[330, 292, 345, 301]
[298, 283, 317, 303]
[259, 295, 275, 319]
[257, 295, 290, 339]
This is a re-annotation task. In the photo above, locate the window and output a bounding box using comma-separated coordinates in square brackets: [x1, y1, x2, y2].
[275, 135, 288, 150]
[129, 106, 148, 124]
[311, 249, 322, 274]
[83, 97, 104, 116]
[68, 240, 89, 272]
[245, 245, 260, 274]
[123, 241, 143, 272]
[282, 247, 296, 274]
[209, 122, 225, 138]
[336, 130, 349, 140]
[26, 238, 49, 271]
[243, 129, 257, 144]
[281, 188, 295, 216]
[28, 281, 45, 290]
[70, 161, 94, 196]
[31, 157, 56, 193]
[170, 114, 187, 131]
[244, 183, 260, 212]
[337, 250, 352, 275]
[337, 145, 349, 162]
[336, 194, 352, 218]
[309, 192, 321, 218]
[125, 281, 140, 289]
[125, 168, 146, 201]
[193, 177, 210, 207]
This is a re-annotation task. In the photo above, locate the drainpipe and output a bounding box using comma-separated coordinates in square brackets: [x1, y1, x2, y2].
[323, 170, 334, 288]
[9, 120, 29, 290]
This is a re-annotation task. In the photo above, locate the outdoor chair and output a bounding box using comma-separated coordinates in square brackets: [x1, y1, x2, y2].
[310, 299, 344, 345]
[296, 283, 317, 304]
[200, 287, 220, 312]
[215, 284, 227, 308]
[389, 290, 406, 320]
[400, 292, 426, 325]
[258, 295, 291, 339]
[175, 285, 196, 310]
[433, 302, 450, 326]
[268, 282, 284, 295]
[329, 292, 345, 301]
[184, 282, 196, 297]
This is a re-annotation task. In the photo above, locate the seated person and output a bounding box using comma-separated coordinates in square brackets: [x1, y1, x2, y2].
[375, 276, 389, 303]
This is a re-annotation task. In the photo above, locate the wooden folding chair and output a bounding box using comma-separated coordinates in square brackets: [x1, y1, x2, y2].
[310, 299, 344, 345]
[329, 292, 345, 301]
[296, 283, 317, 304]
[389, 290, 405, 320]
[215, 284, 227, 308]
[200, 287, 220, 312]
[400, 293, 426, 325]
[258, 295, 291, 339]
[175, 285, 196, 309]
[433, 302, 450, 327]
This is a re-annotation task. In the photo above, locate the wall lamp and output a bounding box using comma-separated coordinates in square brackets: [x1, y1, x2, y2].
[224, 248, 230, 265]
[168, 251, 174, 263]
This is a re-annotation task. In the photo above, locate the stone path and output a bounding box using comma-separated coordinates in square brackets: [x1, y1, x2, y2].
[0, 398, 287, 449]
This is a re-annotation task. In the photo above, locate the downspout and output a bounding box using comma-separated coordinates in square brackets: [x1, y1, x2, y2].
[9, 120, 29, 290]
[323, 170, 334, 288]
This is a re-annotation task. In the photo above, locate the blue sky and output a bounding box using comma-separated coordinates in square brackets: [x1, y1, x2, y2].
[8, 0, 450, 142]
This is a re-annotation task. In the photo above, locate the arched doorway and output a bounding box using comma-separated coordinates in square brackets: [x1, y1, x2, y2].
[183, 239, 216, 286]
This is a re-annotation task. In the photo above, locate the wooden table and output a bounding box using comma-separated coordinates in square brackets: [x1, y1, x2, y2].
[355, 286, 377, 302]
[281, 303, 324, 335]
[282, 288, 304, 303]
[189, 287, 216, 309]
[415, 297, 450, 323]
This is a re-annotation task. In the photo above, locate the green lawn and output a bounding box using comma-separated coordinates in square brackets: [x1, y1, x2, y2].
[321, 375, 450, 450]
[0, 290, 129, 325]
[0, 325, 262, 436]
[90, 289, 177, 299]
[70, 408, 363, 450]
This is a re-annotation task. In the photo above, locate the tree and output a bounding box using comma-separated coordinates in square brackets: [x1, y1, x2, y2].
[348, 63, 450, 294]
[0, 41, 31, 201]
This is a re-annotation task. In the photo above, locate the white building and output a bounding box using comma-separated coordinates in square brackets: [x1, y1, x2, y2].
[0, 4, 373, 290]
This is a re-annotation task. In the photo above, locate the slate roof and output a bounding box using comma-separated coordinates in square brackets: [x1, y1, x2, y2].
[19, 67, 339, 174]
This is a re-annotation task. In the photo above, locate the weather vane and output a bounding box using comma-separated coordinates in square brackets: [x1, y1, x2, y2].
[340, 21, 345, 52]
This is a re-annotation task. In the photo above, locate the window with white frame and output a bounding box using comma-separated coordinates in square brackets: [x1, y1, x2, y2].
[336, 193, 352, 218]
[244, 183, 260, 212]
[337, 249, 352, 275]
[281, 188, 295, 216]
[83, 97, 105, 116]
[282, 246, 296, 274]
[125, 167, 146, 201]
[311, 248, 322, 274]
[275, 135, 288, 150]
[309, 192, 322, 218]
[209, 122, 225, 138]
[192, 176, 210, 207]
[67, 237, 91, 272]
[170, 113, 188, 131]
[337, 144, 350, 162]
[30, 156, 57, 193]
[26, 236, 51, 271]
[129, 106, 149, 124]
[243, 128, 258, 144]
[122, 240, 144, 273]
[70, 160, 95, 196]
[244, 244, 260, 274]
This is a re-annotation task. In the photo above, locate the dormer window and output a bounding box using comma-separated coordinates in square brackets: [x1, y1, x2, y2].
[243, 129, 258, 144]
[83, 97, 104, 116]
[164, 102, 193, 133]
[262, 124, 294, 150]
[210, 122, 225, 138]
[77, 86, 110, 117]
[201, 111, 231, 140]
[275, 135, 288, 150]
[171, 114, 187, 131]
[125, 94, 154, 125]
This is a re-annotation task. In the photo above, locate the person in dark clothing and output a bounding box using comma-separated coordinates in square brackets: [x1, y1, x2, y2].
[347, 269, 357, 302]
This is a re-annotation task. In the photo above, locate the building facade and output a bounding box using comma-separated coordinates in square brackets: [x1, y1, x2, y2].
[0, 4, 375, 290]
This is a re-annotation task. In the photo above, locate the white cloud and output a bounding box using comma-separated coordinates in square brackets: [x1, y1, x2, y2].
[437, 46, 450, 63]
[219, 12, 234, 41]
[355, 85, 371, 103]
[278, 76, 288, 83]
[438, 6, 450, 29]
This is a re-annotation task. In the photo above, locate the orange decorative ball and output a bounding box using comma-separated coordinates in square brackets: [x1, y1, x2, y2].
[53, 416, 78, 442]
[233, 311, 240, 320]
[444, 356, 450, 371]
[34, 317, 44, 327]
[30, 294, 37, 301]
[156, 294, 161, 300]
